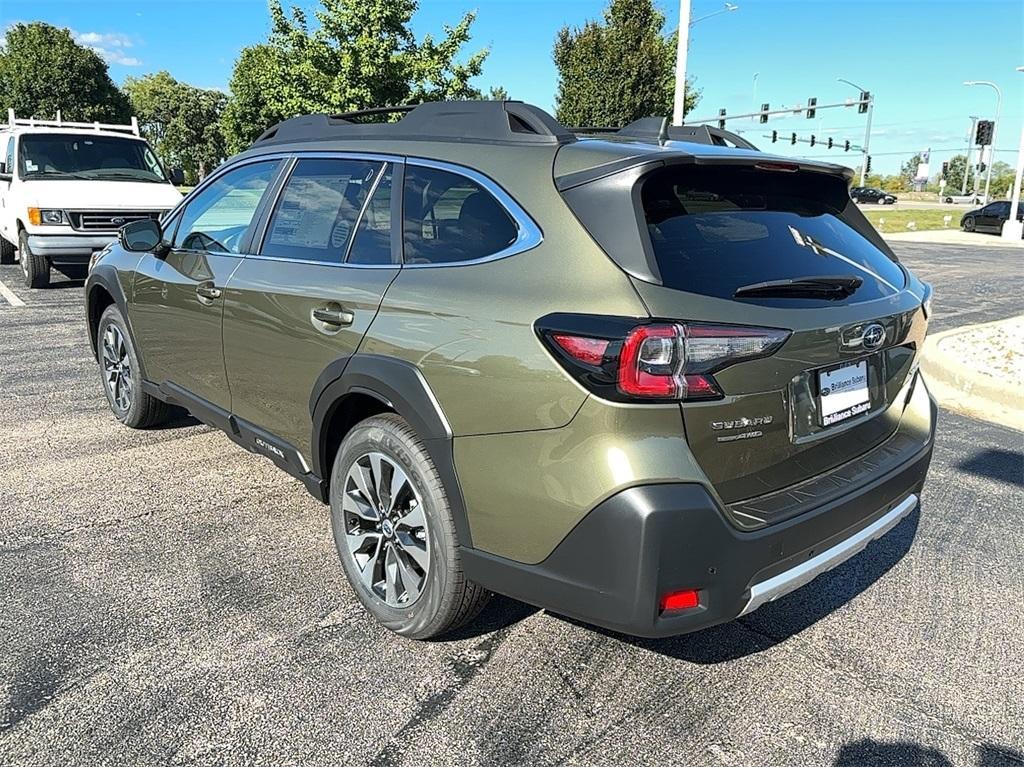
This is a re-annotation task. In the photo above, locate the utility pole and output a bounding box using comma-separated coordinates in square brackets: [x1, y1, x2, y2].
[672, 0, 691, 126]
[963, 116, 978, 195]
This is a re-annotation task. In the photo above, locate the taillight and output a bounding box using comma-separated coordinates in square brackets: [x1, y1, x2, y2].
[537, 314, 789, 403]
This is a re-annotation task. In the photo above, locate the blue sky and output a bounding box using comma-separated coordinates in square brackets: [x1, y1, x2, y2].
[2, 0, 1022, 174]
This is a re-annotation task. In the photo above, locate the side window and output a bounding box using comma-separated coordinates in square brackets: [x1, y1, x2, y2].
[174, 161, 279, 253]
[347, 165, 394, 265]
[262, 157, 381, 263]
[4, 137, 14, 174]
[402, 165, 518, 265]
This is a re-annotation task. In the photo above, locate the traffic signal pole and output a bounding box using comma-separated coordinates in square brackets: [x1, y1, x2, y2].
[860, 92, 874, 186]
[963, 116, 978, 195]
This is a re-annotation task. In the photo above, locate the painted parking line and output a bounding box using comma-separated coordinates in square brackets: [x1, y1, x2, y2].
[0, 278, 26, 307]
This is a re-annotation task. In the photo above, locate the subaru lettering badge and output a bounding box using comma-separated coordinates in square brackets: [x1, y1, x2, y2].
[862, 323, 885, 349]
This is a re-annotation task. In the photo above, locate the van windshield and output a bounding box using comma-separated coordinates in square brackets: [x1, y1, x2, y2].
[19, 134, 169, 183]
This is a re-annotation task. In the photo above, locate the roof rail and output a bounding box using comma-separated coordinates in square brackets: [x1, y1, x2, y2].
[1, 108, 140, 136]
[252, 101, 577, 147]
[574, 116, 759, 151]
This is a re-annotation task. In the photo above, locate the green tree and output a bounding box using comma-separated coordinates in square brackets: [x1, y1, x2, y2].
[221, 0, 489, 153]
[552, 0, 699, 128]
[899, 153, 923, 185]
[125, 71, 226, 182]
[0, 22, 130, 123]
[942, 154, 975, 192]
[487, 86, 510, 101]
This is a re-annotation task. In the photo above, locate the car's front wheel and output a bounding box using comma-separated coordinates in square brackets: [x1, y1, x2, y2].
[330, 414, 490, 639]
[19, 230, 49, 288]
[97, 305, 169, 428]
[963, 216, 976, 232]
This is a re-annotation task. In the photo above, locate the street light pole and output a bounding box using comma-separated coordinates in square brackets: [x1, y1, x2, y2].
[964, 80, 1002, 203]
[837, 78, 872, 186]
[751, 72, 759, 122]
[673, 2, 738, 126]
[672, 0, 691, 126]
[1002, 66, 1023, 242]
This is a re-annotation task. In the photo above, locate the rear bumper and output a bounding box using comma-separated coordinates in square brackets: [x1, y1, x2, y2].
[27, 233, 115, 264]
[462, 376, 936, 639]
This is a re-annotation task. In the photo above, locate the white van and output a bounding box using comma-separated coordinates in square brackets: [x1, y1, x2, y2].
[0, 110, 184, 287]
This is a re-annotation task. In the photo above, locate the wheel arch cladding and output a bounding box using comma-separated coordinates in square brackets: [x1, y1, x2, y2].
[85, 269, 130, 360]
[310, 354, 473, 547]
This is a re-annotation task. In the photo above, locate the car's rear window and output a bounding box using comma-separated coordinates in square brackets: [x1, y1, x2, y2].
[640, 166, 905, 303]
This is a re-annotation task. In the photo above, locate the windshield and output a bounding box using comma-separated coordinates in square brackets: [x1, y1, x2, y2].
[18, 134, 169, 183]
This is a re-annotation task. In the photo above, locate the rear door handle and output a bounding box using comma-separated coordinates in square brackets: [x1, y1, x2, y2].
[312, 307, 355, 326]
[196, 282, 222, 303]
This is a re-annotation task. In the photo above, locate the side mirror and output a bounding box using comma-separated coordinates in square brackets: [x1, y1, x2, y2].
[169, 167, 185, 186]
[119, 218, 165, 253]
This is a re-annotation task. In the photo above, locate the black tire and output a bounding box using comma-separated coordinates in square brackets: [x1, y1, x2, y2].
[963, 216, 975, 232]
[96, 305, 169, 428]
[329, 413, 490, 639]
[19, 230, 49, 288]
[944, 197, 953, 204]
[0, 235, 14, 265]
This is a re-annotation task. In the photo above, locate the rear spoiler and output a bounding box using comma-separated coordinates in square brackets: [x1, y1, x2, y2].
[555, 151, 855, 192]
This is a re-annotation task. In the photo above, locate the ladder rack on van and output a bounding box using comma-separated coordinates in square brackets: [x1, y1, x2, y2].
[1, 109, 140, 137]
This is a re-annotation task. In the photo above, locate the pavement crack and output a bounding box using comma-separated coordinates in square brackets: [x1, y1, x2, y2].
[366, 627, 511, 767]
[0, 508, 161, 550]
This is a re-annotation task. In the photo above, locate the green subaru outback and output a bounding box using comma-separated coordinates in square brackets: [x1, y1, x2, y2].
[84, 101, 936, 639]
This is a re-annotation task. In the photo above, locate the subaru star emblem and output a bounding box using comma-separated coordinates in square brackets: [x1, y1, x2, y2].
[862, 323, 886, 349]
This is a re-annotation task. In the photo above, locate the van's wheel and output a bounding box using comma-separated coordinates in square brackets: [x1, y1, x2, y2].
[97, 304, 169, 428]
[963, 216, 975, 232]
[19, 230, 49, 288]
[329, 414, 490, 639]
[0, 236, 14, 265]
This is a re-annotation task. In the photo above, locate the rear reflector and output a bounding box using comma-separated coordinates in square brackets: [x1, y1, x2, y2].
[660, 589, 700, 612]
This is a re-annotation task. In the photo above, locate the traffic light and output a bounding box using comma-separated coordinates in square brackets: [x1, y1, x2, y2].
[790, 132, 797, 145]
[858, 91, 870, 114]
[771, 130, 778, 143]
[975, 120, 994, 146]
[827, 137, 834, 149]
[759, 103, 769, 124]
[718, 108, 727, 130]
[866, 156, 872, 174]
[941, 161, 949, 178]
[844, 140, 851, 152]
[979, 162, 987, 172]
[806, 97, 817, 119]
[810, 134, 816, 147]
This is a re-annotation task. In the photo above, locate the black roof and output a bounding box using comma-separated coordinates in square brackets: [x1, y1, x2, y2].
[252, 100, 761, 152]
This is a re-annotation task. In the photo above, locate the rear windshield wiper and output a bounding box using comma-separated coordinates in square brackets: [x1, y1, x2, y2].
[733, 275, 863, 299]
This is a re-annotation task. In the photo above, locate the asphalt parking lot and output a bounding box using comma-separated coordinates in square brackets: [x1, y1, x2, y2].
[0, 242, 1022, 766]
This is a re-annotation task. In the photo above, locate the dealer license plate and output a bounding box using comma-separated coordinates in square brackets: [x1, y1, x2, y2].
[817, 360, 870, 426]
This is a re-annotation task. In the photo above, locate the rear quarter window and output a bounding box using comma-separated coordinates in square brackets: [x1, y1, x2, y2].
[640, 165, 905, 304]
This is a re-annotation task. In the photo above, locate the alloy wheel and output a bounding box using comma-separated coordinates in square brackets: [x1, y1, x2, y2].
[342, 451, 430, 608]
[102, 324, 133, 412]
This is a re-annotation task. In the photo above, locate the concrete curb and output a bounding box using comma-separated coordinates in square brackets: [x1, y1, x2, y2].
[921, 318, 1024, 432]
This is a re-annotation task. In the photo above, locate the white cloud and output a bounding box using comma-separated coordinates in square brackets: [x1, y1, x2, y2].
[73, 30, 142, 66]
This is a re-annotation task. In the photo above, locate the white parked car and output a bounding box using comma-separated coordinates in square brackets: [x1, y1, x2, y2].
[942, 191, 987, 205]
[0, 110, 184, 287]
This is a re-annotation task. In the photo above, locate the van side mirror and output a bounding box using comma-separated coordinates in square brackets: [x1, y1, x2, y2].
[169, 168, 185, 186]
[119, 218, 165, 253]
